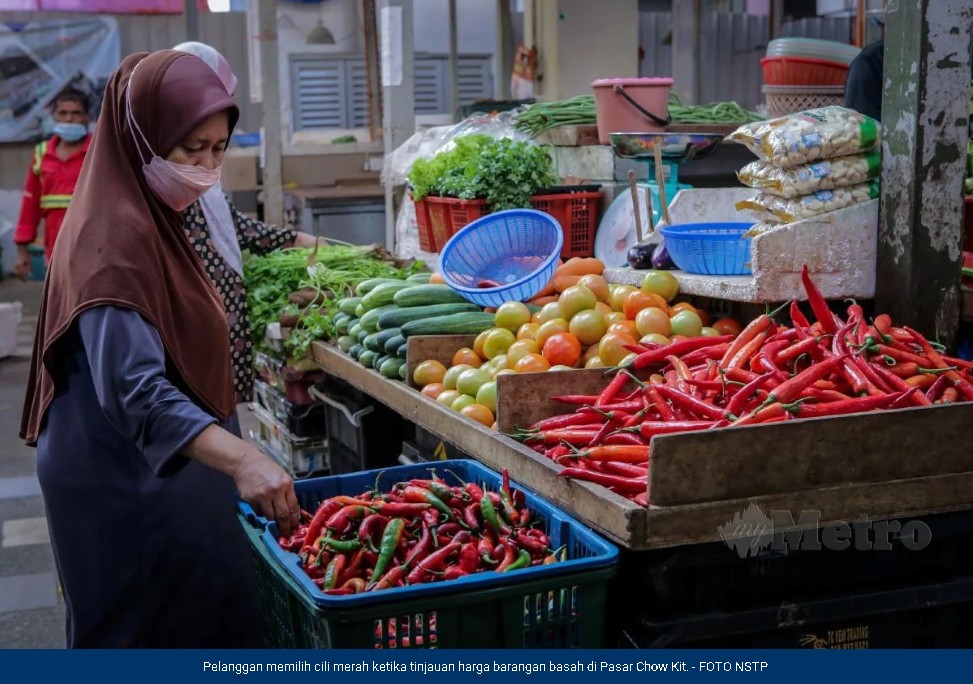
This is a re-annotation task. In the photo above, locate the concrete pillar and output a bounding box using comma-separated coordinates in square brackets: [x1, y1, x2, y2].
[257, 0, 284, 227]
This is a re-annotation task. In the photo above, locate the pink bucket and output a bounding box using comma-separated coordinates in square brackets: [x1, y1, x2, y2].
[592, 77, 673, 145]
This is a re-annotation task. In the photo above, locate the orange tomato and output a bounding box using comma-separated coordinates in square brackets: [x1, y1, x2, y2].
[429, 272, 445, 284]
[452, 347, 482, 368]
[623, 290, 663, 320]
[535, 318, 570, 349]
[608, 320, 639, 338]
[712, 317, 743, 337]
[669, 302, 697, 317]
[608, 285, 637, 312]
[578, 274, 610, 302]
[514, 353, 552, 373]
[635, 307, 671, 337]
[542, 332, 582, 368]
[413, 360, 448, 386]
[460, 403, 495, 427]
[594, 301, 614, 316]
[517, 322, 540, 341]
[420, 382, 446, 400]
[473, 330, 490, 359]
[598, 331, 638, 366]
[507, 339, 540, 366]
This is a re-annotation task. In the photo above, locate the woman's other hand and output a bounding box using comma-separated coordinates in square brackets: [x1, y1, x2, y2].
[233, 449, 300, 536]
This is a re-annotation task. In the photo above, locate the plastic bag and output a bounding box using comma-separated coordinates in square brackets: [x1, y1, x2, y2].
[736, 181, 880, 223]
[729, 106, 880, 169]
[742, 221, 786, 238]
[737, 150, 880, 198]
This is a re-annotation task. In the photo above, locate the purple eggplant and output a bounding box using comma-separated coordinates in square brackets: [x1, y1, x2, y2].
[627, 242, 655, 269]
[651, 242, 675, 270]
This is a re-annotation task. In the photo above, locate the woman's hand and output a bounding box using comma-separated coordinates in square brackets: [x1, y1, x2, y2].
[233, 449, 300, 536]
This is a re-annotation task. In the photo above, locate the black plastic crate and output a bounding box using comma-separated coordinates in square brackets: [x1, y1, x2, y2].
[610, 509, 973, 616]
[617, 577, 973, 649]
[312, 378, 408, 475]
[254, 380, 326, 439]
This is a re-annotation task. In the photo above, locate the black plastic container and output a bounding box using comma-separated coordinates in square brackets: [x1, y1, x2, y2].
[254, 380, 326, 439]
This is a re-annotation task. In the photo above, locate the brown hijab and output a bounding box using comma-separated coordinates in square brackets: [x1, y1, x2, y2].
[21, 50, 240, 444]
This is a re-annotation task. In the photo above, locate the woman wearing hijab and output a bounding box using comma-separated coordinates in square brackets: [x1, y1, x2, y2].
[20, 50, 299, 648]
[173, 41, 320, 404]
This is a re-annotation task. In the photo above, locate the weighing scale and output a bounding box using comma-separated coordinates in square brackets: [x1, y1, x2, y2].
[594, 132, 726, 267]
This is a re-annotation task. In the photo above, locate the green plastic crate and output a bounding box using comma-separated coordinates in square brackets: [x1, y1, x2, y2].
[241, 514, 303, 649]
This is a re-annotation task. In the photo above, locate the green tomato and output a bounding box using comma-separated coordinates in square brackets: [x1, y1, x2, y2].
[700, 326, 722, 338]
[482, 328, 516, 360]
[494, 301, 531, 332]
[456, 368, 491, 397]
[475, 380, 498, 413]
[642, 270, 680, 303]
[451, 394, 477, 412]
[670, 310, 703, 338]
[436, 389, 462, 407]
[549, 365, 575, 372]
[443, 363, 473, 390]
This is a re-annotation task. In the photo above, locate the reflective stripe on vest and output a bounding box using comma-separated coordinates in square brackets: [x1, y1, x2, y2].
[32, 141, 48, 175]
[39, 194, 72, 209]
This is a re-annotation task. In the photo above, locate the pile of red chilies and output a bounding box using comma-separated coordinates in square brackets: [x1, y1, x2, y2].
[277, 468, 566, 595]
[517, 266, 973, 507]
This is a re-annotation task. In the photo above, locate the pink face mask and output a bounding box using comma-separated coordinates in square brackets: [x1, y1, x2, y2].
[126, 62, 222, 211]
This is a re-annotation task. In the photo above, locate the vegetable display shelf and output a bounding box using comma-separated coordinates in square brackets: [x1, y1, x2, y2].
[311, 341, 973, 551]
[603, 187, 878, 303]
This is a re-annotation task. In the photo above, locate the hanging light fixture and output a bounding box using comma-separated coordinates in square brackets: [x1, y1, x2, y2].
[306, 19, 335, 45]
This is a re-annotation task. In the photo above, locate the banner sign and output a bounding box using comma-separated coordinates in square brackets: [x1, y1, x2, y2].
[0, 17, 120, 142]
[0, 1, 187, 12]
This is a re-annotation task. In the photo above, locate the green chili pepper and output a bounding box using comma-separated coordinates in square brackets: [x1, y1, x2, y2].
[371, 518, 405, 583]
[403, 485, 455, 522]
[479, 490, 502, 535]
[321, 537, 362, 553]
[323, 554, 345, 590]
[501, 549, 531, 573]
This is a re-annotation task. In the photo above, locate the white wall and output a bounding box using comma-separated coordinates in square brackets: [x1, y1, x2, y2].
[412, 0, 497, 54]
[554, 0, 639, 99]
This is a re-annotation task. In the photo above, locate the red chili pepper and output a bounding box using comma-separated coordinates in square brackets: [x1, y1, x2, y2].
[341, 577, 366, 594]
[720, 312, 779, 368]
[890, 387, 921, 409]
[764, 355, 846, 405]
[869, 364, 932, 407]
[369, 564, 408, 592]
[600, 461, 650, 479]
[653, 384, 726, 421]
[750, 340, 790, 376]
[443, 566, 468, 581]
[552, 394, 601, 405]
[511, 532, 550, 556]
[324, 587, 355, 596]
[494, 541, 519, 572]
[406, 542, 461, 584]
[726, 331, 770, 370]
[873, 313, 892, 336]
[786, 392, 901, 418]
[801, 265, 839, 334]
[942, 356, 973, 370]
[580, 400, 644, 413]
[302, 500, 344, 549]
[680, 343, 732, 366]
[839, 358, 874, 396]
[875, 345, 929, 367]
[939, 387, 960, 404]
[603, 430, 648, 446]
[407, 479, 461, 504]
[725, 372, 776, 419]
[732, 401, 786, 426]
[886, 361, 919, 378]
[903, 327, 973, 401]
[462, 503, 481, 532]
[925, 374, 950, 402]
[576, 445, 650, 463]
[458, 542, 481, 573]
[525, 429, 600, 447]
[633, 335, 734, 370]
[463, 482, 484, 501]
[403, 522, 433, 568]
[596, 371, 631, 407]
[790, 301, 811, 329]
[632, 492, 649, 507]
[634, 420, 715, 441]
[357, 514, 389, 553]
[800, 387, 855, 403]
[557, 468, 647, 493]
[370, 502, 432, 517]
[325, 505, 369, 536]
[905, 374, 936, 389]
[531, 412, 604, 431]
[477, 535, 498, 565]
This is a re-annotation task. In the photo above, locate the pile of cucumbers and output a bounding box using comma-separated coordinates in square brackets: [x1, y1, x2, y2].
[333, 274, 496, 380]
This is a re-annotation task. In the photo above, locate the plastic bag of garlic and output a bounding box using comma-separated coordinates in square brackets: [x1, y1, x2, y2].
[735, 180, 880, 223]
[737, 150, 880, 199]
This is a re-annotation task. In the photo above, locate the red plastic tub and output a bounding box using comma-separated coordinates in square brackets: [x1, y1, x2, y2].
[760, 56, 849, 86]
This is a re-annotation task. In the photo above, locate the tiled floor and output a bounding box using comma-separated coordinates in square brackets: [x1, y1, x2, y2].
[0, 278, 66, 648]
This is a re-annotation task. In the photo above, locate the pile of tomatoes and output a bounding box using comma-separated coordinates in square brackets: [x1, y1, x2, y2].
[411, 270, 743, 429]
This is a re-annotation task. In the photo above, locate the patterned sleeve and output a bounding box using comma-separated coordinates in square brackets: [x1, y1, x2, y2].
[231, 198, 298, 255]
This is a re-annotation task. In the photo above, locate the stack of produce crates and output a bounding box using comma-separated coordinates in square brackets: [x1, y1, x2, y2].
[251, 351, 328, 478]
[237, 460, 618, 649]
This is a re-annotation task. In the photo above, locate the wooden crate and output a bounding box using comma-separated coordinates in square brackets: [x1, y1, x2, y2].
[404, 335, 476, 389]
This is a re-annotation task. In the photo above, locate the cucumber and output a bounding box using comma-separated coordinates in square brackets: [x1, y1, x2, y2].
[338, 297, 363, 316]
[401, 312, 497, 338]
[397, 342, 409, 359]
[357, 328, 370, 344]
[354, 303, 366, 317]
[361, 281, 412, 311]
[360, 304, 398, 333]
[335, 316, 356, 336]
[356, 278, 403, 297]
[392, 284, 469, 308]
[366, 328, 402, 354]
[380, 357, 406, 379]
[406, 272, 433, 284]
[384, 334, 406, 356]
[349, 322, 363, 339]
[358, 350, 378, 368]
[337, 335, 356, 353]
[398, 362, 409, 381]
[378, 302, 480, 330]
[348, 344, 364, 360]
[373, 354, 389, 370]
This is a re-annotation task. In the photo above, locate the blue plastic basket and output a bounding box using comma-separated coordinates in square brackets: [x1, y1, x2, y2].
[659, 222, 755, 275]
[439, 209, 564, 307]
[238, 460, 618, 648]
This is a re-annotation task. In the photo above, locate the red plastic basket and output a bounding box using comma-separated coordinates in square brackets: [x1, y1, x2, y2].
[530, 190, 603, 258]
[760, 56, 849, 86]
[412, 195, 436, 252]
[426, 196, 490, 251]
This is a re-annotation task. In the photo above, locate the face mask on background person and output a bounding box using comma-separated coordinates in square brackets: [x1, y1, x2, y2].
[52, 122, 88, 143]
[125, 62, 222, 211]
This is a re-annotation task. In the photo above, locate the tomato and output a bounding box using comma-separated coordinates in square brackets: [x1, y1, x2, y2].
[585, 356, 606, 369]
[443, 364, 473, 390]
[599, 331, 638, 366]
[696, 309, 712, 327]
[451, 394, 477, 412]
[604, 311, 627, 326]
[640, 333, 670, 347]
[608, 320, 639, 338]
[496, 368, 516, 376]
[517, 322, 540, 341]
[482, 328, 516, 359]
[578, 274, 610, 302]
[608, 285, 637, 312]
[635, 307, 671, 337]
[558, 285, 598, 320]
[594, 302, 614, 316]
[583, 344, 602, 363]
[536, 302, 565, 324]
[700, 326, 722, 338]
[420, 382, 446, 399]
[620, 352, 638, 366]
[507, 339, 540, 366]
[642, 270, 680, 302]
[542, 332, 582, 367]
[413, 360, 447, 387]
[535, 318, 570, 349]
[494, 301, 531, 332]
[473, 329, 491, 358]
[513, 353, 551, 373]
[712, 317, 743, 337]
[669, 302, 697, 316]
[436, 389, 462, 406]
[623, 290, 663, 320]
[549, 364, 575, 372]
[456, 368, 491, 397]
[669, 334, 688, 343]
[569, 309, 608, 346]
[490, 353, 509, 372]
[460, 403, 495, 427]
[475, 381, 497, 413]
[452, 347, 482, 368]
[670, 310, 703, 338]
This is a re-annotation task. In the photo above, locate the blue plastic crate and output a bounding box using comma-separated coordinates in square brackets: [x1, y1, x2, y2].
[239, 460, 618, 648]
[659, 222, 754, 275]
